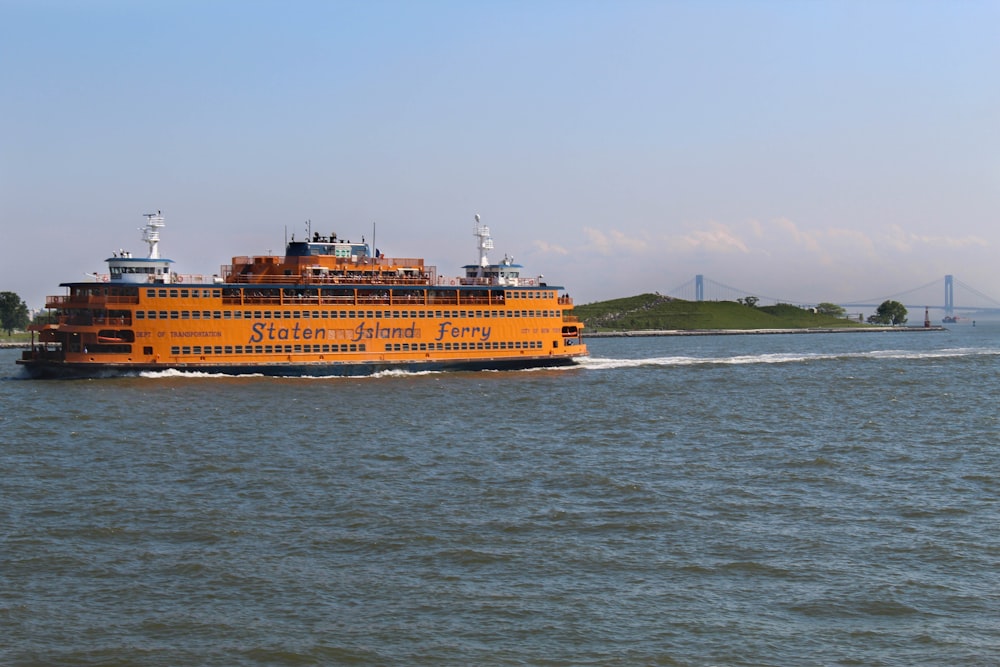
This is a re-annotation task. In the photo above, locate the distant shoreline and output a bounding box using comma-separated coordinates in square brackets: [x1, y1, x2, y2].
[584, 326, 948, 338]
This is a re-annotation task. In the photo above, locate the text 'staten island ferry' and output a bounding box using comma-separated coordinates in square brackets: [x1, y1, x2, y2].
[18, 213, 586, 378]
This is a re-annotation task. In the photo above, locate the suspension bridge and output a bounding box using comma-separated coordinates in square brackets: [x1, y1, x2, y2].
[666, 275, 1000, 319]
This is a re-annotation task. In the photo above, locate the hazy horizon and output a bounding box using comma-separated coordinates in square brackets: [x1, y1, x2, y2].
[3, 1, 998, 311]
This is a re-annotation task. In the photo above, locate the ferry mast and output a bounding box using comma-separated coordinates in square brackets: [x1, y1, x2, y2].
[473, 213, 494, 278]
[142, 211, 165, 259]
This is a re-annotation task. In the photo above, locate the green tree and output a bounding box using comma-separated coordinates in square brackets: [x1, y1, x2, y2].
[0, 291, 30, 335]
[815, 302, 846, 317]
[737, 296, 759, 307]
[870, 300, 907, 325]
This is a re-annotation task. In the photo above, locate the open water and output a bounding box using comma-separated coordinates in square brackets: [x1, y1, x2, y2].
[2, 325, 999, 666]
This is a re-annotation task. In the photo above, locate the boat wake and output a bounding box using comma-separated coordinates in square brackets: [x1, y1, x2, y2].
[138, 368, 266, 379]
[577, 347, 1000, 370]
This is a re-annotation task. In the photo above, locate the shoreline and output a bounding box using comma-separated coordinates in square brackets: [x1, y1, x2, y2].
[585, 326, 948, 338]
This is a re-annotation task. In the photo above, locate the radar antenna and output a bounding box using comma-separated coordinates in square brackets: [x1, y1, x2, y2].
[141, 210, 165, 259]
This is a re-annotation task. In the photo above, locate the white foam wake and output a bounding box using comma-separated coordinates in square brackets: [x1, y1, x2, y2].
[576, 347, 1000, 370]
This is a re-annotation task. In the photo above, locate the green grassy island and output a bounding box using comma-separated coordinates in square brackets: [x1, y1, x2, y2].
[575, 293, 883, 335]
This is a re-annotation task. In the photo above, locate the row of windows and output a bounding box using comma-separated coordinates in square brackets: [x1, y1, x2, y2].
[137, 309, 560, 320]
[167, 340, 544, 356]
[383, 340, 543, 352]
[149, 289, 222, 298]
[171, 343, 368, 355]
[145, 288, 555, 300]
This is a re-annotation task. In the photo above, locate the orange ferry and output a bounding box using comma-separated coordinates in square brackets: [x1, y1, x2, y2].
[18, 212, 587, 378]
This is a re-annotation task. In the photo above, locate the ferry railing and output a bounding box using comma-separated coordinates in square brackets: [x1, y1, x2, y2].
[46, 293, 140, 307]
[224, 274, 435, 286]
[51, 315, 133, 326]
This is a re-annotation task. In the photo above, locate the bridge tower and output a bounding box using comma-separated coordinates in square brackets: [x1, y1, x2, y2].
[695, 274, 704, 302]
[944, 274, 954, 319]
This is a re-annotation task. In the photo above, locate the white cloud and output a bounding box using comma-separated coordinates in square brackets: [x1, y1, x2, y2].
[582, 227, 649, 255]
[673, 222, 750, 254]
[532, 239, 570, 255]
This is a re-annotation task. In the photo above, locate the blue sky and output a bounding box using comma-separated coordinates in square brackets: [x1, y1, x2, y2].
[3, 0, 998, 310]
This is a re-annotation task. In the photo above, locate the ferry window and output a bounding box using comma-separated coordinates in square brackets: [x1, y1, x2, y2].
[181, 311, 190, 319]
[212, 290, 221, 298]
[169, 290, 179, 298]
[349, 344, 358, 352]
[213, 346, 222, 354]
[180, 289, 189, 298]
[265, 345, 273, 353]
[234, 311, 243, 319]
[170, 311, 179, 319]
[182, 346, 191, 354]
[366, 311, 374, 318]
[143, 346, 153, 355]
[136, 311, 145, 320]
[194, 346, 202, 354]
[255, 345, 263, 354]
[294, 345, 302, 353]
[212, 311, 221, 319]
[223, 311, 232, 319]
[284, 345, 292, 353]
[229, 346, 237, 354]
[171, 346, 180, 354]
[146, 289, 155, 298]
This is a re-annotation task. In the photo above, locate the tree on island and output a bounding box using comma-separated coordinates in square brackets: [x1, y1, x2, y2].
[737, 296, 759, 307]
[815, 302, 846, 318]
[869, 300, 907, 325]
[0, 291, 30, 335]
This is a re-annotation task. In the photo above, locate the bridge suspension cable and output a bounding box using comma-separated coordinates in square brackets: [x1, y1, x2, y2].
[953, 278, 1000, 308]
[664, 274, 1000, 311]
[849, 277, 943, 307]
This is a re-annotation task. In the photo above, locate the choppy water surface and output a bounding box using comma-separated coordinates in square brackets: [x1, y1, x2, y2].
[3, 325, 999, 666]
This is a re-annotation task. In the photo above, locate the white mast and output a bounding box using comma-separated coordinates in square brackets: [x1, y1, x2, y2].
[473, 213, 494, 276]
[141, 211, 165, 259]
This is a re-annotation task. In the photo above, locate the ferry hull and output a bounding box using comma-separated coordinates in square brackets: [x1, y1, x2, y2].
[16, 354, 584, 379]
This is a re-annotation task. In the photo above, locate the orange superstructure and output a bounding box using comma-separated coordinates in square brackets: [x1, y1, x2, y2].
[18, 213, 586, 378]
